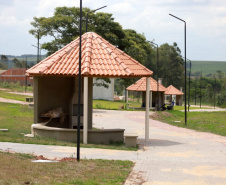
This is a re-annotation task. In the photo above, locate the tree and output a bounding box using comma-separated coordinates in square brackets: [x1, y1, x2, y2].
[29, 7, 125, 56]
[158, 43, 184, 88]
[12, 58, 27, 68]
[0, 55, 8, 70]
[29, 7, 157, 91]
[205, 84, 213, 102]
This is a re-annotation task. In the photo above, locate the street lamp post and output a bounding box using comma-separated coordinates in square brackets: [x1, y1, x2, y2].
[214, 77, 216, 109]
[149, 41, 159, 110]
[200, 70, 202, 108]
[169, 13, 187, 125]
[77, 0, 83, 162]
[25, 56, 28, 92]
[187, 59, 191, 112]
[31, 44, 42, 63]
[86, 5, 107, 32]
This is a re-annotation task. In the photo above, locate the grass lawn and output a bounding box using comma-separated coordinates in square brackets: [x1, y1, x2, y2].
[0, 89, 32, 101]
[93, 99, 141, 110]
[173, 105, 212, 111]
[0, 102, 137, 151]
[151, 110, 226, 136]
[0, 152, 133, 185]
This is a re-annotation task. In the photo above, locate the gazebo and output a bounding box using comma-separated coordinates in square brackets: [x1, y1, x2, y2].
[127, 77, 167, 109]
[164, 85, 184, 106]
[26, 32, 153, 144]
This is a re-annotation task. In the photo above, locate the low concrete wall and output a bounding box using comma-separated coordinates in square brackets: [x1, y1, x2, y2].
[32, 124, 125, 145]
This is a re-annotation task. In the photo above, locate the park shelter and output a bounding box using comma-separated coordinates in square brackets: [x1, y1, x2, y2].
[26, 32, 153, 144]
[127, 77, 167, 109]
[164, 85, 184, 106]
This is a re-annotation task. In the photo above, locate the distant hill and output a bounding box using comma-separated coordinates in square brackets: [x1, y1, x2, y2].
[191, 60, 226, 76]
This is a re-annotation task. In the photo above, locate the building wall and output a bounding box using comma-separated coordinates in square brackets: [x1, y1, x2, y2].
[93, 77, 114, 101]
[0, 68, 33, 85]
[34, 76, 73, 128]
[34, 76, 93, 129]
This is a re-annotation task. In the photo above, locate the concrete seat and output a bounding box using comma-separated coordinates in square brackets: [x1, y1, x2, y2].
[26, 97, 33, 102]
[124, 133, 138, 147]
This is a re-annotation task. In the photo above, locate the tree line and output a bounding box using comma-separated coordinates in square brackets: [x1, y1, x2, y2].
[0, 55, 35, 70]
[189, 71, 226, 108]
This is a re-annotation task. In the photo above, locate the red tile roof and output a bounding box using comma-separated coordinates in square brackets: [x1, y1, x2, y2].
[126, 77, 167, 92]
[164, 85, 184, 95]
[26, 32, 153, 78]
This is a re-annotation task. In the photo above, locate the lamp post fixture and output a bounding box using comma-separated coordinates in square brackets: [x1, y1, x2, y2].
[86, 5, 107, 32]
[149, 41, 159, 110]
[169, 13, 187, 125]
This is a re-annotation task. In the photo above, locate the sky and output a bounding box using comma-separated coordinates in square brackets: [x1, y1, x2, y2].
[0, 0, 226, 61]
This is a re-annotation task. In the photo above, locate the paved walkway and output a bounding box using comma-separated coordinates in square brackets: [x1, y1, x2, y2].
[0, 97, 30, 105]
[0, 110, 226, 185]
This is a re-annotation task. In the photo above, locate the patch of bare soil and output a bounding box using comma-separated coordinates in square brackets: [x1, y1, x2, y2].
[124, 170, 146, 185]
[150, 111, 174, 120]
[35, 155, 77, 162]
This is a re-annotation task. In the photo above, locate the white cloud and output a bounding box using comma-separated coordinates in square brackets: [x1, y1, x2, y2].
[0, 0, 226, 60]
[109, 2, 134, 14]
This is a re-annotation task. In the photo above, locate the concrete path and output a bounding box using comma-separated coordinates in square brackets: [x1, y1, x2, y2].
[0, 110, 226, 185]
[0, 97, 30, 105]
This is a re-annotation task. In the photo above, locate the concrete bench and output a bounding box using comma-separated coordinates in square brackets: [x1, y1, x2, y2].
[124, 133, 138, 147]
[26, 97, 33, 102]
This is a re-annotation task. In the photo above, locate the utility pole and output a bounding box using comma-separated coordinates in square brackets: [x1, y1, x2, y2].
[195, 80, 196, 105]
[77, 0, 82, 162]
[37, 31, 40, 63]
[200, 70, 202, 108]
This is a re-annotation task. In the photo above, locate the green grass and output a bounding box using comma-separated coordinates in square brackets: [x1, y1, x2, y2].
[0, 152, 133, 185]
[0, 102, 137, 151]
[0, 90, 32, 101]
[173, 105, 212, 111]
[0, 81, 33, 92]
[151, 110, 226, 136]
[191, 60, 226, 75]
[93, 99, 141, 110]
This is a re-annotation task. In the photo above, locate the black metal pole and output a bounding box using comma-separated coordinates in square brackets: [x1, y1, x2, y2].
[195, 80, 196, 105]
[169, 13, 187, 125]
[188, 59, 191, 112]
[25, 56, 27, 92]
[86, 5, 107, 32]
[77, 0, 82, 162]
[37, 31, 40, 63]
[200, 70, 202, 108]
[214, 77, 216, 109]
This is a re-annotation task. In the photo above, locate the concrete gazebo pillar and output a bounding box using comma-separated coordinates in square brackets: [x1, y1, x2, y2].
[145, 77, 150, 141]
[83, 77, 88, 144]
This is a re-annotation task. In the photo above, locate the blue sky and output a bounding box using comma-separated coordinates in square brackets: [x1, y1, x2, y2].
[0, 0, 226, 61]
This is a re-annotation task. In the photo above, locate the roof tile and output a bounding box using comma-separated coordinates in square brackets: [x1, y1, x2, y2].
[26, 32, 153, 77]
[127, 77, 167, 92]
[164, 85, 184, 95]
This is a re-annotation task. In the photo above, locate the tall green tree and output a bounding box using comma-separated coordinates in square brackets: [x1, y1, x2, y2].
[29, 7, 125, 56]
[0, 55, 8, 70]
[12, 58, 27, 68]
[158, 43, 184, 88]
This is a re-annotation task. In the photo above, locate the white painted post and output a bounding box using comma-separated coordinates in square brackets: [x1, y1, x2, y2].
[83, 77, 88, 144]
[150, 91, 152, 108]
[145, 77, 150, 142]
[126, 89, 129, 109]
[34, 77, 38, 123]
